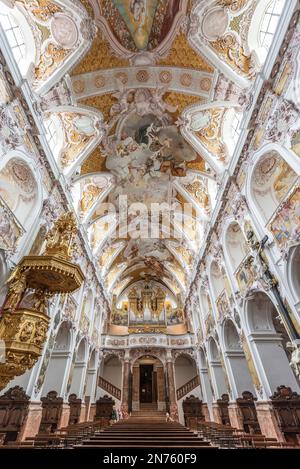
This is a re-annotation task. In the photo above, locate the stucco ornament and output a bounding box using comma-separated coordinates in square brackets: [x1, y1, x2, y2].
[51, 14, 79, 49]
[0, 105, 23, 151]
[201, 7, 229, 41]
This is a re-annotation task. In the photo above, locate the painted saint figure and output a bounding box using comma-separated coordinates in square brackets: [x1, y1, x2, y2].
[130, 0, 146, 25]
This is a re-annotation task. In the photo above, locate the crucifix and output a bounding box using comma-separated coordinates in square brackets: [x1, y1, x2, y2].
[246, 230, 300, 342]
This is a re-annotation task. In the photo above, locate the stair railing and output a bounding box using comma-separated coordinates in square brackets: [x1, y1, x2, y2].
[176, 375, 200, 400]
[98, 376, 121, 400]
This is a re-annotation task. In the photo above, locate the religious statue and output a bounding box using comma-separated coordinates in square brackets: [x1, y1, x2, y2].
[287, 342, 300, 380]
[19, 321, 34, 342]
[32, 290, 51, 315]
[44, 212, 77, 261]
[246, 230, 277, 289]
[3, 269, 27, 312]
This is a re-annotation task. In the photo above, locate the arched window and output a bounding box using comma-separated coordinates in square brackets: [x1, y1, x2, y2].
[43, 116, 65, 160]
[45, 119, 58, 152]
[0, 5, 36, 77]
[259, 0, 285, 50]
[248, 0, 285, 65]
[222, 110, 243, 156]
[0, 13, 25, 64]
[231, 112, 242, 145]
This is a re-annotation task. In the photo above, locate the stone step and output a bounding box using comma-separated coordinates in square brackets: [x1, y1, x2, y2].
[76, 445, 213, 449]
[75, 415, 212, 449]
[80, 440, 209, 447]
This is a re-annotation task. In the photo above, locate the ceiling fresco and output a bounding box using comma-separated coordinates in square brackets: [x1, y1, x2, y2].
[100, 0, 181, 51]
[32, 0, 262, 319]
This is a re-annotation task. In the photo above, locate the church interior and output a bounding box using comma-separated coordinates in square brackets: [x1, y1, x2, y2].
[0, 0, 300, 452]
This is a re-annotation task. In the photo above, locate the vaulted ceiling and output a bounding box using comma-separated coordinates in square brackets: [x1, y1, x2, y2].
[32, 0, 266, 305]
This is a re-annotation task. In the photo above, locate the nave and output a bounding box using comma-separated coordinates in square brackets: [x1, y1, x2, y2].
[0, 0, 300, 455]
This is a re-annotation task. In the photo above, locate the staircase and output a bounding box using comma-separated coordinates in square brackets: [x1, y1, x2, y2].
[131, 403, 164, 418]
[176, 375, 201, 400]
[98, 377, 121, 400]
[75, 414, 212, 449]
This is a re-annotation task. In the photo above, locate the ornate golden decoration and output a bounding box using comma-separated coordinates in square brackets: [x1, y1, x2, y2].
[127, 283, 166, 319]
[196, 108, 227, 161]
[164, 92, 204, 119]
[79, 94, 117, 123]
[176, 193, 197, 217]
[184, 180, 210, 211]
[44, 212, 77, 261]
[80, 147, 108, 175]
[128, 325, 167, 334]
[186, 153, 206, 172]
[0, 308, 50, 390]
[175, 245, 193, 267]
[235, 255, 256, 293]
[35, 43, 69, 82]
[71, 32, 129, 76]
[230, 14, 243, 34]
[158, 32, 213, 73]
[2, 270, 27, 313]
[56, 112, 94, 167]
[217, 0, 250, 12]
[78, 0, 94, 17]
[240, 333, 262, 392]
[99, 244, 120, 267]
[274, 62, 293, 96]
[210, 34, 251, 78]
[0, 213, 84, 390]
[273, 159, 297, 201]
[80, 183, 103, 215]
[18, 0, 62, 22]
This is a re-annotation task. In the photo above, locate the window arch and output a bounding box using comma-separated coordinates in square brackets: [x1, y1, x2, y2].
[0, 4, 36, 77]
[44, 116, 64, 160]
[45, 119, 58, 152]
[0, 13, 25, 63]
[222, 109, 243, 156]
[259, 0, 285, 50]
[248, 0, 285, 65]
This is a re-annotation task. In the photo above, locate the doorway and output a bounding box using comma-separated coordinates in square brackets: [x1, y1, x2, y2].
[132, 356, 164, 411]
[140, 365, 153, 403]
